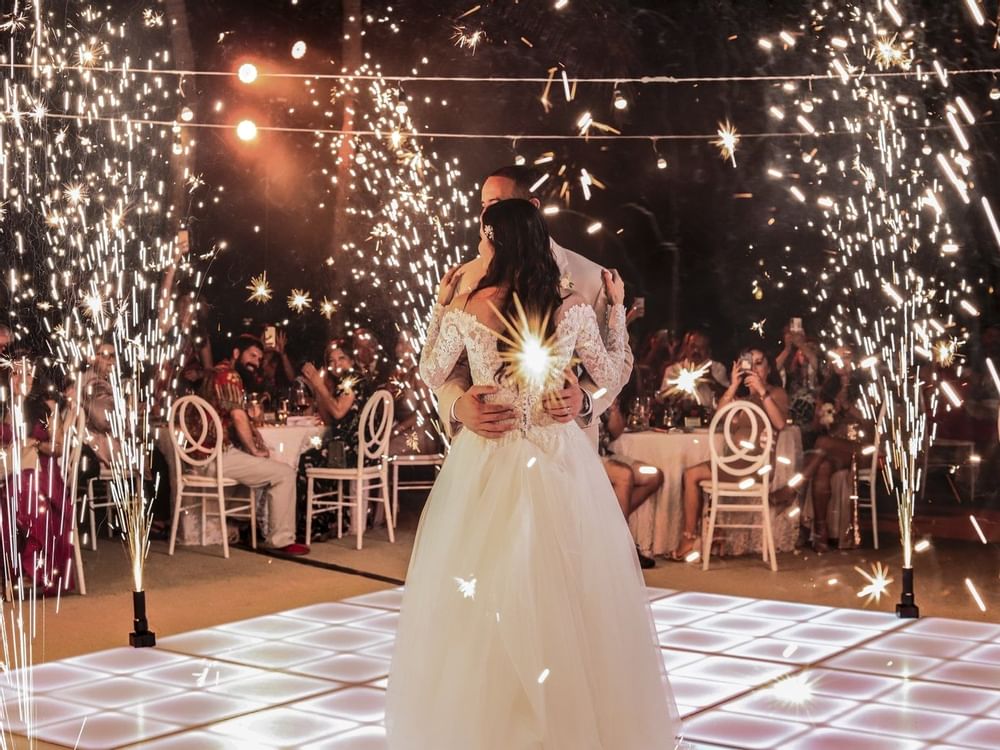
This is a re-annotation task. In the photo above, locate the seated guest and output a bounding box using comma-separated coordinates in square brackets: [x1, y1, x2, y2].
[639, 329, 677, 395]
[388, 333, 443, 456]
[658, 330, 729, 407]
[0, 323, 11, 356]
[794, 346, 870, 551]
[203, 335, 307, 555]
[674, 348, 789, 560]
[301, 339, 372, 466]
[1, 358, 76, 594]
[79, 338, 120, 468]
[351, 327, 384, 383]
[259, 328, 296, 401]
[601, 392, 662, 569]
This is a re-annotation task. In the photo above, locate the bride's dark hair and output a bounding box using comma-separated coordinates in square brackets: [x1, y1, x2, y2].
[474, 200, 563, 373]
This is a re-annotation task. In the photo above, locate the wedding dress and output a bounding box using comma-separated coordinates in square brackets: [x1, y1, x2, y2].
[385, 300, 681, 749]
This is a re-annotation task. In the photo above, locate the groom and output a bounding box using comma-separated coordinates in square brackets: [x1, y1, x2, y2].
[434, 165, 634, 448]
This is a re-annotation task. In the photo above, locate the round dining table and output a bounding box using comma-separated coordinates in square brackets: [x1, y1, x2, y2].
[611, 425, 803, 557]
[610, 428, 718, 557]
[257, 420, 327, 469]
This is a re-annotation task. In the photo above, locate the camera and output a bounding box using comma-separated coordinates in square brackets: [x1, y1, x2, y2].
[735, 353, 753, 398]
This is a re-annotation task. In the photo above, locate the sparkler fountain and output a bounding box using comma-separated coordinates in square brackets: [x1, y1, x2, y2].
[1, 1, 197, 648]
[761, 0, 994, 617]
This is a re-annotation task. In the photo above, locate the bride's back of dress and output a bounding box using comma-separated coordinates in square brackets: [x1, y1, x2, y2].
[420, 301, 629, 433]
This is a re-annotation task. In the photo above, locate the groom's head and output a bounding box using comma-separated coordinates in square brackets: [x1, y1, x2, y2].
[481, 165, 542, 215]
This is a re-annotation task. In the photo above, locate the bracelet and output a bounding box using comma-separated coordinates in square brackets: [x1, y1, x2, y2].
[762, 391, 773, 403]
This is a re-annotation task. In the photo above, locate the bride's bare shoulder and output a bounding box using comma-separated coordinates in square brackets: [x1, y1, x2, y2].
[447, 288, 502, 330]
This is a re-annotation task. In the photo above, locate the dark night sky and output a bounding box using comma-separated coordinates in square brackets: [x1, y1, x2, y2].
[163, 0, 1000, 363]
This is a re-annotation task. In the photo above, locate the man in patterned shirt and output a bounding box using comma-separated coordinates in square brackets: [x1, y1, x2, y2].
[203, 335, 307, 555]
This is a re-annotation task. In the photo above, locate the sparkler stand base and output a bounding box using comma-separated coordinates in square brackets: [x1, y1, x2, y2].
[895, 566, 920, 619]
[129, 590, 157, 648]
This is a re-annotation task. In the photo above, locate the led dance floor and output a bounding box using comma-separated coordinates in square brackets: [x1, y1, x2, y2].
[3, 587, 1000, 749]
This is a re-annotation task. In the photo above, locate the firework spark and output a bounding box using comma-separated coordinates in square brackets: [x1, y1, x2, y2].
[246, 273, 273, 303]
[287, 289, 313, 313]
[856, 562, 894, 605]
[713, 120, 740, 166]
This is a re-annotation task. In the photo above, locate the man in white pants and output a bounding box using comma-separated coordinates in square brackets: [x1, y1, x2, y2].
[203, 335, 308, 555]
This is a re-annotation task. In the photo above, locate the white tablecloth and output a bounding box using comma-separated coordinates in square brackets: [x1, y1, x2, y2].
[258, 424, 326, 469]
[610, 429, 717, 556]
[610, 426, 803, 557]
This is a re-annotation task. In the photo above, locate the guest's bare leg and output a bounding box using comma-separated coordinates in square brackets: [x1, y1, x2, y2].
[628, 464, 663, 515]
[605, 461, 635, 518]
[676, 462, 711, 556]
[812, 458, 834, 552]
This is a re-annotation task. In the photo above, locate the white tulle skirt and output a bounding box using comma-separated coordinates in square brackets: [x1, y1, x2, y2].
[385, 422, 681, 749]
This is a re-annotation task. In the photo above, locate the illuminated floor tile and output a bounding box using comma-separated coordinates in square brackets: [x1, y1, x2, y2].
[649, 603, 712, 627]
[724, 637, 842, 665]
[66, 648, 191, 676]
[294, 686, 387, 723]
[660, 649, 706, 671]
[904, 617, 1000, 641]
[830, 703, 968, 742]
[682, 710, 810, 749]
[33, 712, 180, 750]
[301, 725, 388, 750]
[156, 629, 265, 657]
[949, 720, 1000, 750]
[122, 730, 277, 749]
[217, 641, 330, 670]
[820, 648, 942, 678]
[876, 681, 1000, 715]
[120, 691, 264, 725]
[959, 643, 1000, 666]
[771, 622, 881, 647]
[47, 676, 182, 710]
[4, 662, 103, 693]
[809, 608, 907, 632]
[136, 660, 272, 690]
[351, 612, 399, 634]
[0, 695, 95, 731]
[205, 705, 353, 746]
[204, 672, 336, 703]
[782, 727, 925, 750]
[667, 676, 749, 708]
[296, 654, 390, 683]
[658, 626, 752, 653]
[287, 624, 392, 652]
[672, 655, 794, 687]
[664, 591, 755, 612]
[729, 599, 831, 621]
[920, 661, 1000, 690]
[805, 668, 903, 700]
[694, 612, 791, 637]
[357, 640, 396, 661]
[215, 614, 326, 640]
[277, 601, 384, 625]
[720, 688, 858, 724]
[863, 632, 981, 660]
[646, 587, 678, 601]
[342, 589, 404, 611]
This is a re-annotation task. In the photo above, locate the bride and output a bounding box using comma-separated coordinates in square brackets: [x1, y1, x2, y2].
[385, 199, 681, 749]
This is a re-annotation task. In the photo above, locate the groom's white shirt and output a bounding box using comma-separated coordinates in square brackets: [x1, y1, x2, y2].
[432, 238, 634, 450]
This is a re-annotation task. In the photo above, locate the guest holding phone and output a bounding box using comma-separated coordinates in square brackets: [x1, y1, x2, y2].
[671, 347, 789, 560]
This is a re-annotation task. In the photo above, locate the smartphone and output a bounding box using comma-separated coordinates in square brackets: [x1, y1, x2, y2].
[789, 317, 803, 333]
[634, 297, 646, 316]
[263, 325, 277, 350]
[736, 354, 753, 397]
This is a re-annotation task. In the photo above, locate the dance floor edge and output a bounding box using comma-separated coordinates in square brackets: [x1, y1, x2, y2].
[1, 586, 998, 749]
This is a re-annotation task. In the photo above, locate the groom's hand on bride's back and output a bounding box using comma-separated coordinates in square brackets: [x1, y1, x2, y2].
[455, 385, 517, 438]
[544, 369, 584, 424]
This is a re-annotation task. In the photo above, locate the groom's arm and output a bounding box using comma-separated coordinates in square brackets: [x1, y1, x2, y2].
[434, 354, 471, 439]
[575, 283, 633, 425]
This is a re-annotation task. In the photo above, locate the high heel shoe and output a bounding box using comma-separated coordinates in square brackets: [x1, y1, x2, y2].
[669, 532, 701, 562]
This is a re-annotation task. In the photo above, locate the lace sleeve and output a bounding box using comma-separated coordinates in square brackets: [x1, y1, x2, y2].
[568, 303, 629, 392]
[419, 305, 468, 389]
